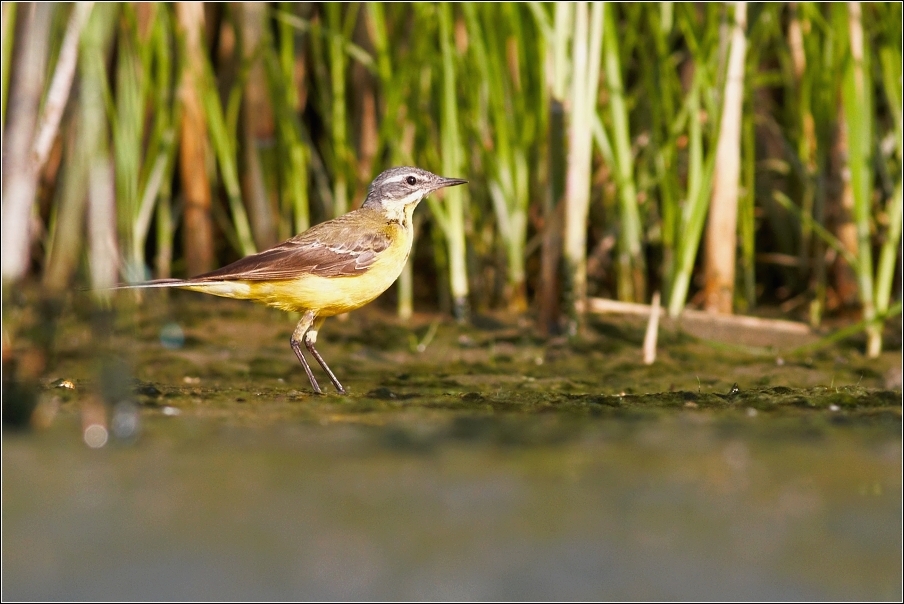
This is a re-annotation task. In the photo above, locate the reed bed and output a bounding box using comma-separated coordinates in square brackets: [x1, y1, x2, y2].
[1, 2, 900, 356]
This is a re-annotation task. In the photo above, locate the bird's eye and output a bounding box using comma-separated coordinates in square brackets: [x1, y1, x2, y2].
[406, 176, 417, 185]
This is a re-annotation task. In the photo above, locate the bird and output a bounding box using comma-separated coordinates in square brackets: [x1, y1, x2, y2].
[114, 166, 467, 394]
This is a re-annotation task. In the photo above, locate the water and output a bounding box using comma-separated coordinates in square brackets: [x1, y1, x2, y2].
[2, 293, 901, 600]
[4, 411, 900, 600]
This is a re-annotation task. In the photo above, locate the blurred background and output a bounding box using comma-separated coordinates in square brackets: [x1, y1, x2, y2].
[2, 4, 902, 600]
[1, 2, 902, 348]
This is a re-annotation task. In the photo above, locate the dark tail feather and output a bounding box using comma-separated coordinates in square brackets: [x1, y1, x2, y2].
[107, 279, 190, 290]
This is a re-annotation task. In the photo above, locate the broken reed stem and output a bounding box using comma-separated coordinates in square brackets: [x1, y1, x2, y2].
[643, 291, 661, 365]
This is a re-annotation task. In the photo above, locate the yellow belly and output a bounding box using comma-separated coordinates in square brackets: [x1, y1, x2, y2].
[245, 258, 406, 316]
[183, 228, 412, 316]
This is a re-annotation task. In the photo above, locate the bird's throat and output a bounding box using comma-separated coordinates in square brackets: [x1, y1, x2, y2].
[384, 201, 419, 230]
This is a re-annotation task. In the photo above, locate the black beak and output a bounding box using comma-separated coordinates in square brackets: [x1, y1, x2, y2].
[435, 176, 468, 190]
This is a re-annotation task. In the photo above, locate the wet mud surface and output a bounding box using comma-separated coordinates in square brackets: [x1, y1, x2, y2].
[3, 291, 902, 600]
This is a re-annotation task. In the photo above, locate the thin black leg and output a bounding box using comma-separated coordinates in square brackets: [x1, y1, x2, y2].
[306, 340, 346, 394]
[290, 336, 322, 394]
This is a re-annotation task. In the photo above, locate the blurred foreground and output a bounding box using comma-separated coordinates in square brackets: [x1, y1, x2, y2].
[2, 292, 902, 600]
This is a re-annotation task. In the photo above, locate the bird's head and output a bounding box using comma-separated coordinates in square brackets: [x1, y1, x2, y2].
[362, 167, 467, 222]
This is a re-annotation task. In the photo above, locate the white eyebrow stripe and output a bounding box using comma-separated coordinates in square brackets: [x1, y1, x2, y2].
[382, 173, 414, 185]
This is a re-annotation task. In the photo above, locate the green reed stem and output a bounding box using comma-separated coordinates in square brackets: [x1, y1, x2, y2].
[0, 2, 16, 133]
[839, 3, 878, 355]
[563, 1, 604, 323]
[602, 4, 645, 302]
[436, 3, 470, 320]
[199, 50, 256, 257]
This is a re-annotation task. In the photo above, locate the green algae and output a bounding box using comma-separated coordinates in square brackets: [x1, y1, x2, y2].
[3, 289, 900, 432]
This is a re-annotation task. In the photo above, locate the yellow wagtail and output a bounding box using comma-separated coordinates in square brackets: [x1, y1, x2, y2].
[115, 166, 467, 394]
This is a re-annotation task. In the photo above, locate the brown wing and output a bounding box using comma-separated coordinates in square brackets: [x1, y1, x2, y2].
[191, 211, 391, 282]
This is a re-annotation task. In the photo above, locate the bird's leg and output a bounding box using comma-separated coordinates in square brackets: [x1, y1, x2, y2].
[304, 318, 346, 394]
[290, 312, 322, 394]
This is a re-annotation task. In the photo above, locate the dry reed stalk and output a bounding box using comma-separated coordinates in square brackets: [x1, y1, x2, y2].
[32, 2, 93, 173]
[1, 3, 52, 282]
[239, 1, 278, 250]
[176, 2, 214, 276]
[703, 2, 747, 314]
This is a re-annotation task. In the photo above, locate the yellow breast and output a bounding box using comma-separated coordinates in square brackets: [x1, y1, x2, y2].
[188, 221, 413, 317]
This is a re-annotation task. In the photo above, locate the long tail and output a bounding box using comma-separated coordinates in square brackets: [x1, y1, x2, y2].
[108, 278, 254, 301]
[108, 279, 193, 290]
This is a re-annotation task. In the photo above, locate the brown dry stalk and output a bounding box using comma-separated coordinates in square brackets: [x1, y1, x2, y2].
[703, 2, 748, 314]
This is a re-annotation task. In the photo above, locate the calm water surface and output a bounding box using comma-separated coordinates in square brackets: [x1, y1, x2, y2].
[3, 296, 901, 600]
[3, 408, 901, 601]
